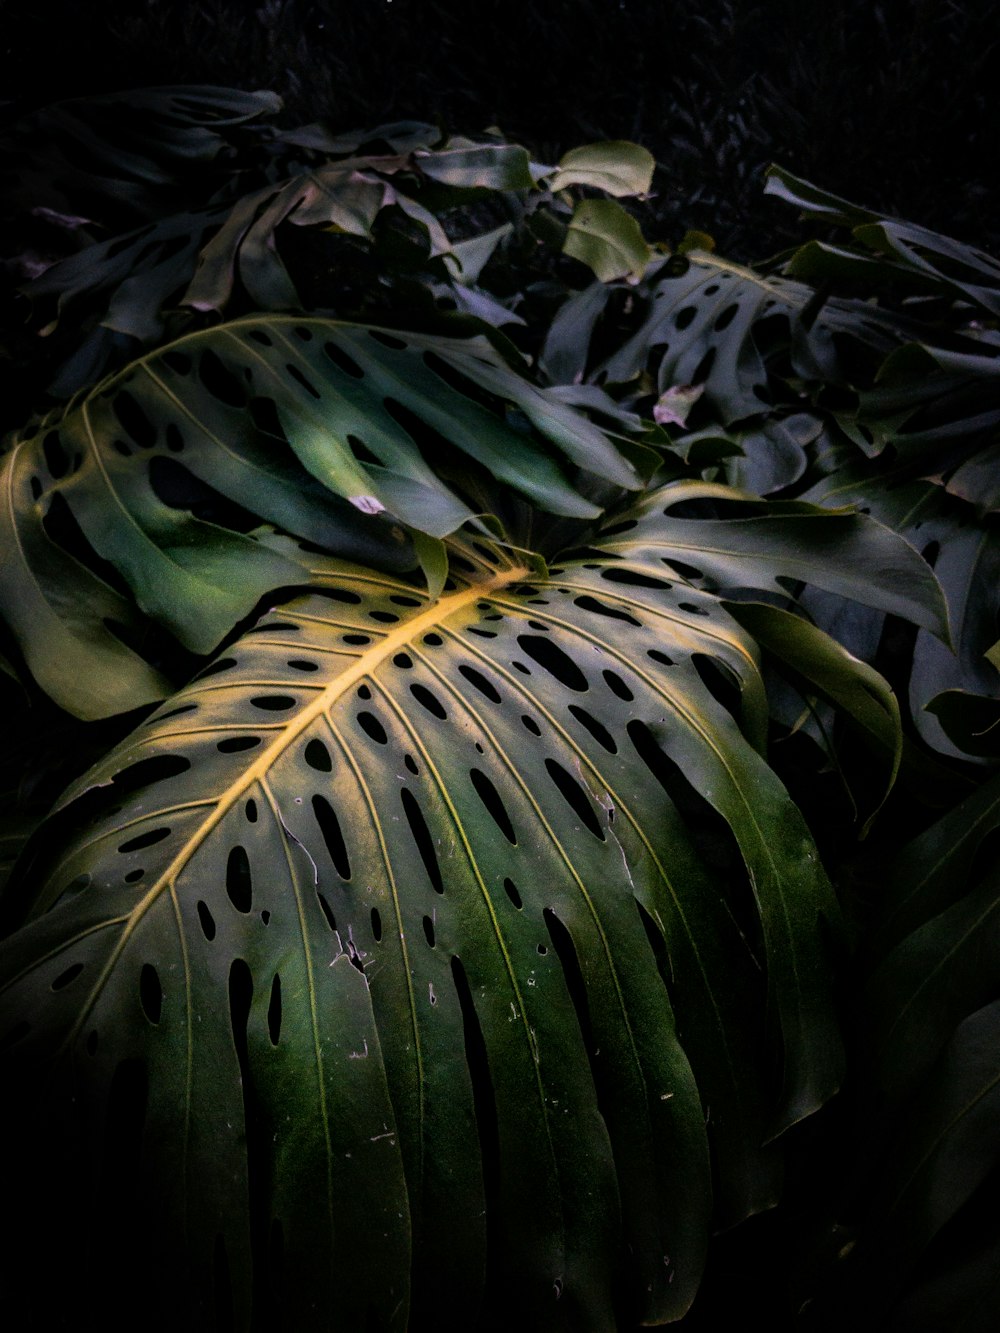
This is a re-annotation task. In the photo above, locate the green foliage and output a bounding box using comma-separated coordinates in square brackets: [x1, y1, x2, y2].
[2, 314, 637, 717]
[1, 85, 999, 1332]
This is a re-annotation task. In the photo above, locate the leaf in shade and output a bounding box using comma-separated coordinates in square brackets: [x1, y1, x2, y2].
[605, 481, 950, 642]
[849, 1000, 1000, 1295]
[722, 600, 901, 833]
[539, 281, 613, 386]
[415, 143, 535, 190]
[653, 384, 704, 429]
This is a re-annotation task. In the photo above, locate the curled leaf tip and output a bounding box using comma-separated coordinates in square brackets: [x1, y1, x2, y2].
[653, 384, 705, 428]
[350, 495, 387, 515]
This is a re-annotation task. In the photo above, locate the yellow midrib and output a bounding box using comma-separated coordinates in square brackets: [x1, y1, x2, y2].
[64, 560, 529, 1046]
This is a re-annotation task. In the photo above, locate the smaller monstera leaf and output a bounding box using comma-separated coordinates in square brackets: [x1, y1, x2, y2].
[0, 485, 870, 1329]
[0, 316, 639, 719]
[594, 255, 902, 424]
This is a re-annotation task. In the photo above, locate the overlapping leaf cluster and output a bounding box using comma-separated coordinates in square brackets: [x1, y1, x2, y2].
[537, 166, 1000, 1327]
[0, 88, 998, 1332]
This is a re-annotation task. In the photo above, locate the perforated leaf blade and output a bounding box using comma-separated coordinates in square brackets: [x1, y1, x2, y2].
[1, 316, 638, 718]
[597, 255, 902, 425]
[0, 496, 848, 1328]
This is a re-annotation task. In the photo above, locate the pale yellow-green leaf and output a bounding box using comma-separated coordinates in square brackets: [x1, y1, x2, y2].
[563, 198, 652, 283]
[549, 142, 655, 197]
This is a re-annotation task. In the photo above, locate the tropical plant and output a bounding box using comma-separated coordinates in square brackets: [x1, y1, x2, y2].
[1, 87, 999, 1333]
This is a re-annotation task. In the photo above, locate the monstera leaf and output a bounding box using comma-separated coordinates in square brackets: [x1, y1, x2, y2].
[19, 138, 521, 396]
[0, 316, 638, 719]
[4, 464, 950, 1330]
[552, 253, 901, 425]
[8, 89, 656, 399]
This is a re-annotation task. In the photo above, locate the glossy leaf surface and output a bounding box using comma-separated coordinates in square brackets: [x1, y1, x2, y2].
[0, 497, 853, 1328]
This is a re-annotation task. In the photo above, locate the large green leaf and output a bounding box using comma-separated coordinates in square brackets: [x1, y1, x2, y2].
[0, 500, 849, 1327]
[1, 316, 639, 719]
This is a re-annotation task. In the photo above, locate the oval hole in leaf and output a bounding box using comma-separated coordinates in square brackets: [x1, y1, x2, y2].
[470, 768, 516, 844]
[401, 788, 443, 893]
[312, 796, 351, 880]
[451, 955, 500, 1206]
[197, 900, 216, 941]
[199, 349, 247, 407]
[226, 846, 252, 913]
[517, 636, 588, 692]
[194, 657, 237, 680]
[304, 739, 332, 772]
[42, 493, 133, 598]
[567, 704, 617, 754]
[713, 304, 740, 331]
[368, 330, 407, 350]
[139, 964, 162, 1024]
[601, 567, 674, 591]
[357, 711, 388, 744]
[602, 669, 633, 701]
[692, 654, 743, 721]
[316, 892, 337, 932]
[323, 342, 364, 378]
[118, 827, 170, 854]
[42, 430, 69, 478]
[458, 665, 502, 703]
[286, 363, 321, 399]
[410, 683, 447, 720]
[113, 390, 157, 448]
[545, 759, 605, 840]
[267, 975, 282, 1046]
[573, 594, 641, 626]
[51, 961, 84, 991]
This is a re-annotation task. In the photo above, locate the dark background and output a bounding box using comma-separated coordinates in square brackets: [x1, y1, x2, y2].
[2, 0, 999, 260]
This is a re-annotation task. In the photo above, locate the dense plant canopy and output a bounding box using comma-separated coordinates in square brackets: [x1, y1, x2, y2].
[1, 87, 999, 1332]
